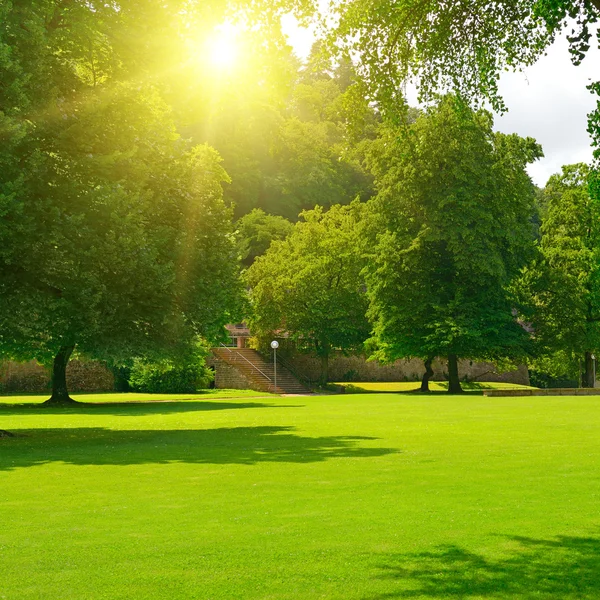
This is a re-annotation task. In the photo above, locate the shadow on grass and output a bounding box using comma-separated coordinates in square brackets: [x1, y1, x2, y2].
[0, 400, 302, 416]
[0, 425, 398, 470]
[368, 535, 600, 599]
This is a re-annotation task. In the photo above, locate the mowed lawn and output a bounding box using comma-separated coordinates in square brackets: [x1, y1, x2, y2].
[1, 392, 599, 599]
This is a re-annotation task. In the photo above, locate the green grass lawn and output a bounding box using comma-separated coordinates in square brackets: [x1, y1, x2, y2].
[1, 389, 275, 404]
[334, 381, 537, 393]
[1, 392, 599, 599]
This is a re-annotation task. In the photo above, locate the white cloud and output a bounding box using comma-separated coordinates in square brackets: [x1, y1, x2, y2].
[495, 33, 598, 187]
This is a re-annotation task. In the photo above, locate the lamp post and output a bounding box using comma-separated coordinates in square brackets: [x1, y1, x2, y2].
[271, 340, 279, 393]
[593, 354, 596, 388]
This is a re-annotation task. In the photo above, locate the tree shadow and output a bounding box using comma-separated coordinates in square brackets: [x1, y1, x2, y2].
[0, 425, 399, 470]
[368, 534, 600, 599]
[0, 400, 303, 416]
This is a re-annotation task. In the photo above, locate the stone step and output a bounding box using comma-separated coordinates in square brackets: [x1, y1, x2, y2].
[212, 347, 309, 394]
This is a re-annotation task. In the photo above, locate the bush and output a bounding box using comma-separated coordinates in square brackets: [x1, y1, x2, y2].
[128, 347, 213, 394]
[110, 365, 132, 392]
[341, 369, 360, 382]
[529, 371, 578, 389]
[529, 351, 580, 389]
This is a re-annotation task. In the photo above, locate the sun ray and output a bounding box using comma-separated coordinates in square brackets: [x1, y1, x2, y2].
[205, 22, 240, 70]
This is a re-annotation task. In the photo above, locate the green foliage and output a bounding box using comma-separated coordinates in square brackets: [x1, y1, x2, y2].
[365, 96, 540, 374]
[128, 360, 209, 394]
[320, 1, 600, 113]
[245, 201, 370, 382]
[180, 46, 374, 220]
[528, 350, 580, 388]
[0, 2, 243, 402]
[128, 344, 214, 394]
[236, 209, 293, 266]
[524, 163, 600, 384]
[0, 85, 242, 363]
[311, 0, 600, 170]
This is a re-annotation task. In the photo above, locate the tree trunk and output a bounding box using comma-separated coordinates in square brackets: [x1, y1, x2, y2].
[420, 356, 435, 392]
[447, 354, 463, 394]
[44, 345, 77, 405]
[582, 351, 596, 388]
[319, 354, 329, 386]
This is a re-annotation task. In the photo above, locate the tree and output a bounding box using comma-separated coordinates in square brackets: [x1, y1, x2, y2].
[524, 164, 600, 387]
[236, 209, 294, 267]
[304, 0, 600, 170]
[319, 1, 600, 108]
[0, 86, 242, 404]
[364, 96, 540, 393]
[0, 2, 242, 404]
[179, 42, 374, 220]
[245, 202, 370, 384]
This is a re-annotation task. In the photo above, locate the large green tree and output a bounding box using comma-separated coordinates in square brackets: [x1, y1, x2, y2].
[0, 2, 242, 404]
[245, 202, 370, 384]
[524, 164, 600, 387]
[365, 96, 541, 393]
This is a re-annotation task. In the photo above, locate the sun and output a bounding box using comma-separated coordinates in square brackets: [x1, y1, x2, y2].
[206, 22, 240, 70]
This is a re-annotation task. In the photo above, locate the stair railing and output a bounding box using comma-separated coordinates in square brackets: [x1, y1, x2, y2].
[276, 356, 314, 389]
[218, 343, 273, 387]
[233, 350, 272, 383]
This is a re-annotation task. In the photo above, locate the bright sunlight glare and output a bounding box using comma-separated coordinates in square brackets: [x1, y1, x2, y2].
[205, 22, 240, 70]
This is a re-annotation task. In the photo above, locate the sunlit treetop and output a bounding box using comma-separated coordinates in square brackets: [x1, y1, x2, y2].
[309, 0, 600, 119]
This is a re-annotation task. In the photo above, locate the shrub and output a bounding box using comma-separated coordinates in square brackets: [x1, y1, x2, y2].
[128, 346, 213, 393]
[341, 369, 360, 382]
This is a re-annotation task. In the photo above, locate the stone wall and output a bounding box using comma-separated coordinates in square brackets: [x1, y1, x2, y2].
[0, 359, 115, 394]
[286, 353, 530, 386]
[206, 356, 255, 390]
[484, 387, 600, 396]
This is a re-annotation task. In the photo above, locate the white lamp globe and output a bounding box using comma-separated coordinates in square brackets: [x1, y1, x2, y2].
[270, 340, 279, 349]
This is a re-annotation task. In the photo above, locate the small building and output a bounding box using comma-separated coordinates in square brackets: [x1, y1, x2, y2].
[224, 323, 251, 348]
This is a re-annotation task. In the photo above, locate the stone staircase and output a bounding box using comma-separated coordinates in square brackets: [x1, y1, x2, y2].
[211, 347, 309, 394]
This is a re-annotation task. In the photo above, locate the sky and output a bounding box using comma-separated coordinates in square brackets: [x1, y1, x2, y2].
[494, 34, 599, 187]
[282, 17, 599, 188]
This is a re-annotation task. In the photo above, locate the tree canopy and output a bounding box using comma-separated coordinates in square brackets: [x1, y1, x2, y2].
[364, 96, 541, 392]
[524, 163, 600, 386]
[179, 45, 374, 219]
[0, 1, 243, 403]
[4, 0, 600, 399]
[245, 202, 370, 383]
[317, 1, 600, 116]
[236, 209, 294, 267]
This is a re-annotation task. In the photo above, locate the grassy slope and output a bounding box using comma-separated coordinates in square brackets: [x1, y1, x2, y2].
[1, 393, 599, 599]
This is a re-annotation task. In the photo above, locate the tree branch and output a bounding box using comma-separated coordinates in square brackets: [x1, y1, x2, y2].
[46, 0, 75, 32]
[1, 265, 63, 298]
